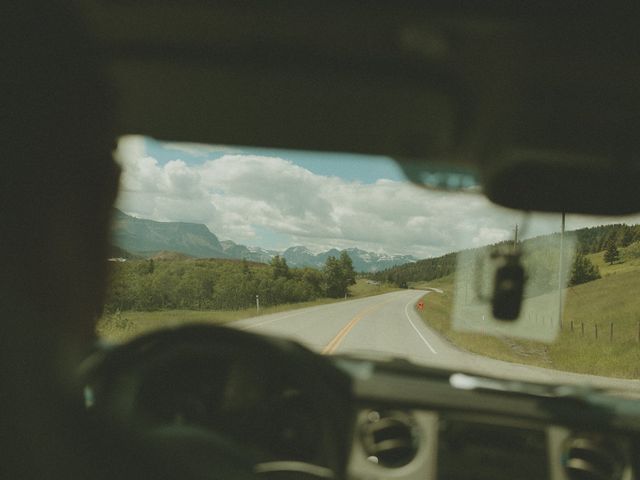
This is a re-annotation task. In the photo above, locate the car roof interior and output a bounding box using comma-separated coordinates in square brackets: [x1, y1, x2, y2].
[77, 1, 640, 215]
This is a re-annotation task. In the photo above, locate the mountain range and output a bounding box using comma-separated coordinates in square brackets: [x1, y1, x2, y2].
[111, 209, 417, 272]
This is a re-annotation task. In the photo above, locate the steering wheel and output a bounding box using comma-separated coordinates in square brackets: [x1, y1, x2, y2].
[80, 324, 353, 480]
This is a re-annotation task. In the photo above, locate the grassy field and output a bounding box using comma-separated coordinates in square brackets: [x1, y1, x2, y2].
[97, 279, 399, 342]
[416, 255, 640, 379]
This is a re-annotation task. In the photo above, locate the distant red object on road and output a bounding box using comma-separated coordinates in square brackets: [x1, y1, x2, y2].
[417, 300, 424, 310]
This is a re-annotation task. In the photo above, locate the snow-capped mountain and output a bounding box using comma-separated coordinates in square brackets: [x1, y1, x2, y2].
[219, 240, 278, 264]
[281, 246, 416, 272]
[111, 209, 417, 272]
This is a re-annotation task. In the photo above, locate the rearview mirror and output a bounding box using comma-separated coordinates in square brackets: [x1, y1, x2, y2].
[482, 149, 640, 215]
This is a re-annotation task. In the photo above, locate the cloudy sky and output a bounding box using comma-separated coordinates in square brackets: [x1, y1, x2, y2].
[114, 136, 640, 259]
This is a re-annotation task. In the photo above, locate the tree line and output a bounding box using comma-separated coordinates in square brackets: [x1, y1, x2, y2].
[104, 252, 356, 312]
[574, 223, 640, 254]
[371, 223, 639, 291]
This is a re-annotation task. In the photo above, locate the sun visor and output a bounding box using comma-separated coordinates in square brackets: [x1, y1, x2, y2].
[108, 59, 462, 162]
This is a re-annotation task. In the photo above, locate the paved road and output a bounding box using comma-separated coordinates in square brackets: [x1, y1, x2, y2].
[231, 290, 640, 392]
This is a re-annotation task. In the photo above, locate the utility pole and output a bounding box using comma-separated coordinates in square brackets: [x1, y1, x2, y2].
[514, 224, 519, 247]
[464, 272, 469, 305]
[558, 212, 565, 328]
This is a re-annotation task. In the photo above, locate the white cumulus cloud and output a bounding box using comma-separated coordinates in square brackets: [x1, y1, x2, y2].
[113, 137, 640, 258]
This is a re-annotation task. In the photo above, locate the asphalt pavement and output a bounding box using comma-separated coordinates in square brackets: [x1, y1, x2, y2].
[231, 289, 640, 392]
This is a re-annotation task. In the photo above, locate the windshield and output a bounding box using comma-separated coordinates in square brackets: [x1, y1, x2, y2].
[101, 135, 640, 392]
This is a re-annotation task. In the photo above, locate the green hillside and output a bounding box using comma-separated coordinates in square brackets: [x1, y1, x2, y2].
[111, 209, 228, 258]
[586, 241, 640, 277]
[417, 245, 640, 379]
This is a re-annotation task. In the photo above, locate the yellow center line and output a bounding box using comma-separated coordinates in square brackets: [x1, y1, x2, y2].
[321, 297, 398, 355]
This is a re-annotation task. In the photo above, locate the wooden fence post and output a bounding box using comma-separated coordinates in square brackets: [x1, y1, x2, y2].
[581, 323, 584, 337]
[595, 323, 598, 340]
[570, 320, 574, 332]
[610, 322, 613, 342]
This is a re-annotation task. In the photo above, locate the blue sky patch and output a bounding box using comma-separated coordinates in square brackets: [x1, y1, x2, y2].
[144, 137, 405, 184]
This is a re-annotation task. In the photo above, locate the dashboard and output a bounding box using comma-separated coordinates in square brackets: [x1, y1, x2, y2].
[345, 359, 640, 480]
[82, 325, 640, 480]
[349, 406, 634, 480]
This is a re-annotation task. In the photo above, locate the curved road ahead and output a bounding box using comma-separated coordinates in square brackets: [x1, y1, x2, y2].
[231, 290, 640, 392]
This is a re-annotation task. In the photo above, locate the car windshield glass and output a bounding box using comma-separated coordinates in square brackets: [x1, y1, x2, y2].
[101, 135, 640, 392]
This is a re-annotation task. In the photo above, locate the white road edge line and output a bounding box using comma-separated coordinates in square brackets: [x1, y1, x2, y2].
[404, 297, 437, 354]
[241, 310, 304, 330]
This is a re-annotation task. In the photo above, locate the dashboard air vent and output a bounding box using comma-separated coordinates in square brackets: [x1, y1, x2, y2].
[562, 434, 628, 480]
[360, 410, 419, 468]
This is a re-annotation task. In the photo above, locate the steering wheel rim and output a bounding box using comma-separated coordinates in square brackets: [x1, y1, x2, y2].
[80, 324, 353, 480]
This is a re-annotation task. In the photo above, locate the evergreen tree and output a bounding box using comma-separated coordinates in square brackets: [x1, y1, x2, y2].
[270, 255, 290, 279]
[569, 254, 601, 286]
[339, 251, 357, 286]
[604, 242, 620, 265]
[300, 267, 324, 297]
[324, 255, 348, 297]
